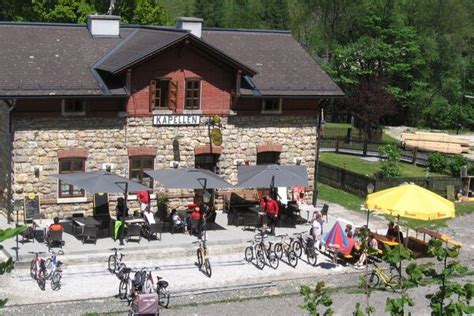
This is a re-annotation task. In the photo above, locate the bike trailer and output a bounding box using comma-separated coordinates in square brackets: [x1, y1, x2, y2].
[130, 293, 159, 315]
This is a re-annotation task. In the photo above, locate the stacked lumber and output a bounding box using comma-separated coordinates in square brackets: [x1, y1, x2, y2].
[401, 132, 470, 154]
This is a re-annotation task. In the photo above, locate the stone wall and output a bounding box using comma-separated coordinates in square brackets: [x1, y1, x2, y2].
[0, 101, 10, 214]
[12, 115, 317, 218]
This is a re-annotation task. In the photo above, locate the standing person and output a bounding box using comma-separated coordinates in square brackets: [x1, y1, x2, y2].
[310, 211, 323, 249]
[137, 190, 150, 214]
[115, 197, 129, 246]
[261, 195, 279, 236]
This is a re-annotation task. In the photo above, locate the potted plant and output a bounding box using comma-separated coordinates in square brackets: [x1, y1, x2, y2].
[157, 194, 169, 221]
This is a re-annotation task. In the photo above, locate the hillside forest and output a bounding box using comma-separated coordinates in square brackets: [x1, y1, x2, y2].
[1, 0, 473, 131]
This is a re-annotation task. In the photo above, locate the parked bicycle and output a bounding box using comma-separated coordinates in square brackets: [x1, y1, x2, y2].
[142, 269, 171, 309]
[29, 251, 47, 290]
[118, 267, 134, 300]
[257, 234, 279, 269]
[291, 232, 318, 266]
[365, 259, 407, 293]
[274, 234, 298, 268]
[194, 238, 212, 277]
[244, 233, 265, 270]
[44, 250, 64, 291]
[108, 247, 127, 279]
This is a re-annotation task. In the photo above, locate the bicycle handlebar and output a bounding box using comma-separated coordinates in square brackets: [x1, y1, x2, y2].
[28, 251, 45, 254]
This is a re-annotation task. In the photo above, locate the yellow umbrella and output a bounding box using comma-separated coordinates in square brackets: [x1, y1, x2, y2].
[365, 183, 455, 221]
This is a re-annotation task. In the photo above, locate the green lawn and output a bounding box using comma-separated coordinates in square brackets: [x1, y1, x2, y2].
[320, 152, 445, 177]
[324, 122, 351, 129]
[317, 183, 473, 229]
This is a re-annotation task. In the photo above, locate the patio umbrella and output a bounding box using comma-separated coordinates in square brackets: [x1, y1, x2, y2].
[322, 221, 348, 248]
[237, 164, 308, 189]
[145, 168, 233, 189]
[365, 183, 455, 221]
[51, 171, 153, 194]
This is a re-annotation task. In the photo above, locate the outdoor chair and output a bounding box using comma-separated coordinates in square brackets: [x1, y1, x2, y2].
[47, 230, 64, 251]
[321, 204, 329, 222]
[72, 213, 84, 218]
[82, 225, 98, 244]
[127, 224, 142, 243]
[19, 223, 35, 243]
[146, 223, 161, 241]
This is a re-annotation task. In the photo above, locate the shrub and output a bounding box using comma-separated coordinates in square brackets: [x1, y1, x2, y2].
[447, 155, 469, 177]
[376, 144, 401, 178]
[427, 152, 448, 173]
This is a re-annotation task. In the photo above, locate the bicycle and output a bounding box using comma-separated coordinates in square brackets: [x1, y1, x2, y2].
[108, 247, 125, 275]
[143, 269, 171, 309]
[194, 238, 212, 277]
[365, 259, 407, 293]
[244, 233, 265, 270]
[118, 267, 134, 300]
[291, 232, 318, 266]
[44, 250, 64, 291]
[274, 234, 298, 268]
[29, 251, 47, 290]
[257, 234, 279, 269]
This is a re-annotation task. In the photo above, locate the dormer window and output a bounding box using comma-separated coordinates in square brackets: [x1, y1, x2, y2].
[262, 98, 282, 114]
[62, 99, 86, 116]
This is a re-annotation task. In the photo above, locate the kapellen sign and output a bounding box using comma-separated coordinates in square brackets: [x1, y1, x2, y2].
[153, 115, 201, 126]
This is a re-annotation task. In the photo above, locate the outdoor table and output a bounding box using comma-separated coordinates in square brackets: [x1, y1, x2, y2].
[298, 204, 318, 222]
[374, 233, 399, 247]
[416, 227, 462, 248]
[72, 217, 100, 236]
[32, 219, 54, 241]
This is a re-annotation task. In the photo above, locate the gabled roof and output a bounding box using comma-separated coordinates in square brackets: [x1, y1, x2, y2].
[202, 28, 344, 97]
[95, 28, 257, 75]
[0, 22, 132, 97]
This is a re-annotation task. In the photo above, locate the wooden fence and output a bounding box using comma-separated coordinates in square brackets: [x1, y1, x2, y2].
[318, 162, 462, 197]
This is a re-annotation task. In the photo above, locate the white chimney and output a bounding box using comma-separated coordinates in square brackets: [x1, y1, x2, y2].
[87, 15, 120, 37]
[177, 17, 203, 38]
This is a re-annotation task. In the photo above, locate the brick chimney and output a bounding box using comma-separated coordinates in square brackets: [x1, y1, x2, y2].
[87, 15, 120, 37]
[177, 17, 203, 38]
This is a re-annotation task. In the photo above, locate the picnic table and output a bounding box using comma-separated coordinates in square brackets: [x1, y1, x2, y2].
[415, 227, 462, 248]
[374, 233, 399, 247]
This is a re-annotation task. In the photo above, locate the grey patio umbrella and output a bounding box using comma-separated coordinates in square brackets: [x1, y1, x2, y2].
[51, 171, 153, 194]
[145, 168, 233, 189]
[237, 164, 308, 188]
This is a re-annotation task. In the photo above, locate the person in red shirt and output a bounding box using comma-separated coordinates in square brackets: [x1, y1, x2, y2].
[191, 207, 201, 220]
[262, 195, 279, 235]
[137, 190, 150, 212]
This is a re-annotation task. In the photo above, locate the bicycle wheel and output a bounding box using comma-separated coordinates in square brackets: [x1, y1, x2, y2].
[268, 253, 279, 269]
[51, 271, 62, 291]
[274, 243, 283, 260]
[44, 258, 52, 280]
[197, 248, 203, 268]
[288, 250, 298, 268]
[306, 249, 318, 266]
[119, 278, 131, 300]
[365, 272, 380, 289]
[204, 259, 212, 278]
[388, 275, 407, 293]
[144, 278, 154, 294]
[159, 288, 170, 308]
[244, 246, 253, 262]
[30, 259, 37, 280]
[37, 273, 46, 291]
[108, 255, 117, 273]
[292, 241, 303, 258]
[255, 246, 265, 270]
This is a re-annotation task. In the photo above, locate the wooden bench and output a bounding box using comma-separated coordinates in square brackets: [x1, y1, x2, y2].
[407, 236, 430, 258]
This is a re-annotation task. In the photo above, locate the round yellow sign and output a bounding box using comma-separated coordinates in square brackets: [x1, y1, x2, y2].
[211, 127, 222, 146]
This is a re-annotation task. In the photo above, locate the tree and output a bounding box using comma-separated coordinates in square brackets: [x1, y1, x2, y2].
[262, 0, 290, 30]
[194, 0, 224, 27]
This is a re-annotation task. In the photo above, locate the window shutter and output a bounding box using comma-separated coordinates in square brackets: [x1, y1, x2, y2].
[169, 80, 179, 110]
[149, 80, 156, 111]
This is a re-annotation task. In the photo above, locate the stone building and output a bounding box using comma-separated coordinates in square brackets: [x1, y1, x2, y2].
[0, 16, 343, 220]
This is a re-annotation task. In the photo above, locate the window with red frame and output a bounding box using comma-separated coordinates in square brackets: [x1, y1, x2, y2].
[129, 156, 154, 188]
[59, 158, 85, 198]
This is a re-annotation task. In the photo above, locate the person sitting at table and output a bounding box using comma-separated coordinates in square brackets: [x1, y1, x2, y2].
[355, 232, 379, 269]
[46, 216, 63, 242]
[137, 190, 150, 213]
[394, 225, 404, 244]
[386, 221, 397, 240]
[171, 209, 187, 233]
[115, 197, 129, 246]
[330, 231, 359, 263]
[143, 206, 156, 225]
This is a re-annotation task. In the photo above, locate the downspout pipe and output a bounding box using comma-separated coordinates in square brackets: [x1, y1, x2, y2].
[4, 99, 15, 224]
